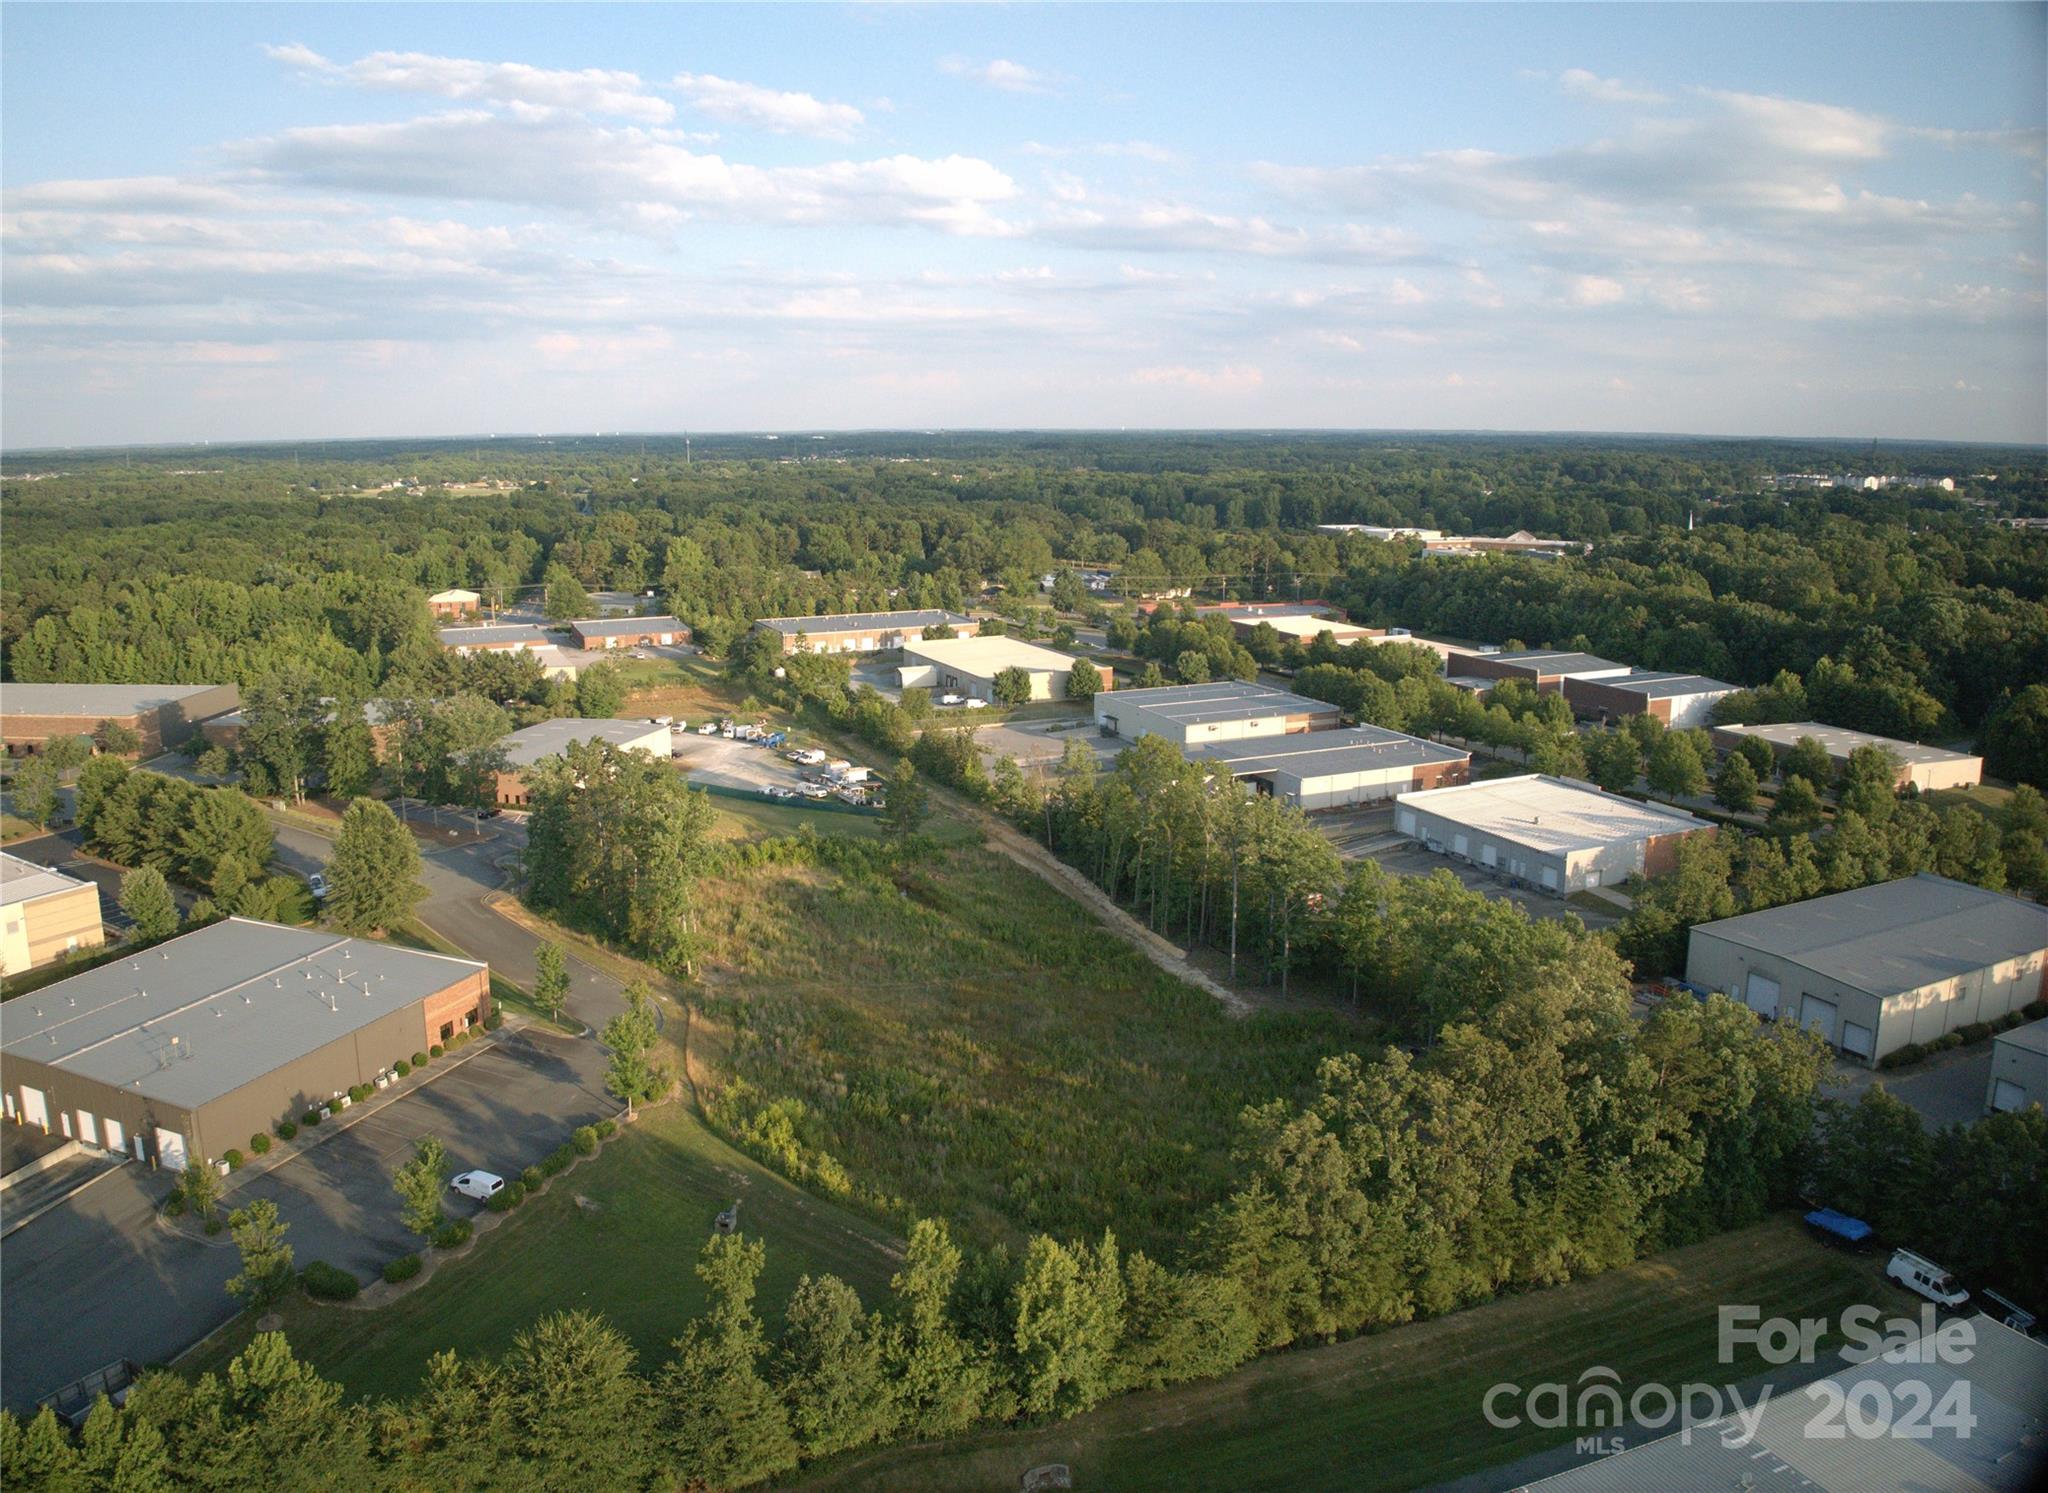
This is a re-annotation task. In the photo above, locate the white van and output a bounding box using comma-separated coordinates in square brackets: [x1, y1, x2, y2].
[1886, 1249, 1970, 1309]
[449, 1170, 505, 1202]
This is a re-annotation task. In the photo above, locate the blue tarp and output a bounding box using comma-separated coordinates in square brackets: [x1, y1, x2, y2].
[1805, 1207, 1874, 1243]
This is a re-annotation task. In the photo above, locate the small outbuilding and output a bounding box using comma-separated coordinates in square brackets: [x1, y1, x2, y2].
[1685, 874, 2048, 1065]
[1394, 774, 1713, 893]
[426, 588, 482, 620]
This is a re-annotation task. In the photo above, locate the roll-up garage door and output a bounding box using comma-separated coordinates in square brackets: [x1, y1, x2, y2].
[1480, 844, 1497, 868]
[1398, 810, 1417, 836]
[1841, 1022, 1874, 1059]
[154, 1127, 188, 1171]
[1453, 833, 1469, 857]
[103, 1117, 127, 1155]
[1991, 1079, 2026, 1113]
[1540, 866, 1559, 891]
[1800, 994, 1838, 1042]
[1743, 972, 1780, 1019]
[20, 1087, 48, 1129]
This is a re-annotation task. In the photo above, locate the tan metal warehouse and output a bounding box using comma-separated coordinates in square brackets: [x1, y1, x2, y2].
[1394, 774, 1712, 893]
[1710, 721, 1984, 792]
[1, 853, 105, 976]
[751, 609, 979, 655]
[0, 919, 489, 1169]
[1439, 648, 1633, 694]
[568, 616, 688, 650]
[1685, 875, 2048, 1065]
[1, 683, 241, 758]
[1093, 681, 1341, 746]
[897, 635, 1103, 703]
[436, 622, 551, 654]
[1188, 726, 1469, 809]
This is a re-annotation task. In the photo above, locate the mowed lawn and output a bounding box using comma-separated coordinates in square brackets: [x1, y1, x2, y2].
[691, 843, 1362, 1257]
[182, 1096, 905, 1402]
[803, 1215, 1897, 1493]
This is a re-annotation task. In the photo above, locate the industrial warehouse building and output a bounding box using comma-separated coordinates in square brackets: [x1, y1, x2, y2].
[1710, 721, 1984, 792]
[491, 717, 671, 805]
[1394, 774, 1712, 893]
[751, 609, 979, 655]
[568, 615, 687, 650]
[0, 919, 489, 1170]
[436, 622, 551, 653]
[1, 683, 241, 758]
[2, 853, 105, 976]
[1230, 614, 1385, 647]
[1564, 670, 1739, 729]
[1686, 875, 2048, 1065]
[1188, 726, 1469, 809]
[897, 635, 1103, 703]
[1441, 648, 1633, 694]
[426, 588, 481, 620]
[1987, 1018, 2048, 1116]
[1094, 681, 1341, 746]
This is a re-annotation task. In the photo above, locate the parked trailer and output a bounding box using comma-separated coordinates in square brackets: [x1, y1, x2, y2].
[40, 1360, 142, 1429]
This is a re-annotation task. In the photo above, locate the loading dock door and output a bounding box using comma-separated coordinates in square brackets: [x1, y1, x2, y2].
[1398, 810, 1417, 836]
[21, 1087, 48, 1129]
[1540, 866, 1559, 891]
[1800, 995, 1838, 1043]
[1991, 1079, 2026, 1113]
[1841, 1022, 1874, 1059]
[103, 1117, 126, 1155]
[1743, 972, 1781, 1019]
[1480, 845, 1497, 868]
[154, 1127, 188, 1171]
[75, 1111, 99, 1149]
[1452, 833, 1469, 858]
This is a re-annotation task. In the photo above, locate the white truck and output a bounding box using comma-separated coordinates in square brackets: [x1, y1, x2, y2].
[1886, 1248, 1970, 1309]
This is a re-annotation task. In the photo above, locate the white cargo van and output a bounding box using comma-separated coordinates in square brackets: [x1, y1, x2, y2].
[1886, 1249, 1970, 1309]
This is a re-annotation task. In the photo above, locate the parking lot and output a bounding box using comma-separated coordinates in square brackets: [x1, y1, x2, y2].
[1, 1024, 613, 1411]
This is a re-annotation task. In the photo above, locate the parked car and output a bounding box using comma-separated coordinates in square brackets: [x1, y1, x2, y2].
[698, 722, 718, 735]
[798, 783, 831, 799]
[307, 872, 329, 900]
[1803, 1207, 1874, 1252]
[939, 693, 964, 706]
[965, 698, 989, 710]
[765, 786, 796, 801]
[1886, 1248, 1970, 1309]
[450, 1170, 505, 1202]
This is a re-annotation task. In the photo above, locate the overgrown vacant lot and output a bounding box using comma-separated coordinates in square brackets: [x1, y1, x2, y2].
[805, 1215, 1896, 1493]
[691, 842, 1362, 1256]
[183, 1097, 904, 1402]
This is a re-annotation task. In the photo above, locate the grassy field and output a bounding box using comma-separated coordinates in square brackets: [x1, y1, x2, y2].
[803, 1215, 1901, 1493]
[1925, 781, 2016, 825]
[690, 842, 1363, 1256]
[181, 1093, 906, 1401]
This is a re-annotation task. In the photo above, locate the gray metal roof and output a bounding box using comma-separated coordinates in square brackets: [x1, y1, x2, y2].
[436, 623, 551, 648]
[1529, 1314, 2048, 1493]
[568, 615, 684, 637]
[1396, 774, 1709, 855]
[1189, 726, 1468, 778]
[753, 609, 973, 636]
[1997, 1016, 2048, 1058]
[1195, 603, 1343, 620]
[1692, 874, 2048, 999]
[0, 683, 231, 719]
[1598, 670, 1738, 699]
[0, 919, 484, 1112]
[1715, 721, 1981, 769]
[1477, 649, 1631, 676]
[498, 718, 670, 768]
[1102, 680, 1339, 726]
[1, 852, 93, 909]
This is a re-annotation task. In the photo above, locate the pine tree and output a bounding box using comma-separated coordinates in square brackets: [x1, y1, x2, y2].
[881, 757, 929, 838]
[394, 1136, 449, 1240]
[659, 1236, 798, 1487]
[774, 1274, 899, 1458]
[120, 866, 180, 941]
[600, 983, 664, 1117]
[323, 719, 377, 800]
[324, 797, 424, 934]
[534, 942, 570, 1023]
[886, 1219, 993, 1436]
[1714, 751, 1759, 812]
[226, 1198, 295, 1310]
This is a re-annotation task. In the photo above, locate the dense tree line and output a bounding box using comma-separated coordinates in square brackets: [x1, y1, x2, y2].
[72, 760, 306, 923]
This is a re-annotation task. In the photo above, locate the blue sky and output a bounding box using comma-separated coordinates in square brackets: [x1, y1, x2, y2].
[4, 3, 2043, 447]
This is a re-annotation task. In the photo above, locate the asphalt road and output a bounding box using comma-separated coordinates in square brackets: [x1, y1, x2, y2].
[0, 1029, 612, 1410]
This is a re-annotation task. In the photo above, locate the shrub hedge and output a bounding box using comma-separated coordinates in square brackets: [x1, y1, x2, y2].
[223, 1149, 244, 1171]
[275, 1121, 298, 1141]
[521, 1164, 544, 1191]
[572, 1125, 598, 1156]
[412, 1051, 429, 1067]
[301, 1261, 360, 1300]
[432, 1218, 473, 1250]
[394, 1060, 411, 1078]
[383, 1254, 423, 1284]
[595, 1118, 617, 1140]
[302, 1110, 322, 1127]
[250, 1133, 272, 1156]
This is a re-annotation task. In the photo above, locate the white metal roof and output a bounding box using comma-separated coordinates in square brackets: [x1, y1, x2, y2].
[1594, 670, 1738, 698]
[1101, 680, 1337, 726]
[753, 609, 972, 636]
[1715, 721, 1981, 770]
[1190, 726, 1468, 778]
[900, 635, 1085, 675]
[498, 718, 670, 768]
[0, 683, 231, 719]
[1996, 1015, 2048, 1058]
[1396, 774, 1709, 855]
[0, 852, 92, 909]
[569, 615, 683, 637]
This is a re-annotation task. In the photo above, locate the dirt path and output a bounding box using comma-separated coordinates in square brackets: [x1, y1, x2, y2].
[931, 785, 1255, 1018]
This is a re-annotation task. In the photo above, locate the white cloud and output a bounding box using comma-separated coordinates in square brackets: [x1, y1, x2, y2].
[239, 111, 1020, 236]
[1567, 275, 1626, 307]
[1558, 69, 1668, 106]
[264, 44, 674, 124]
[671, 73, 864, 140]
[939, 57, 1053, 94]
[1132, 363, 1263, 391]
